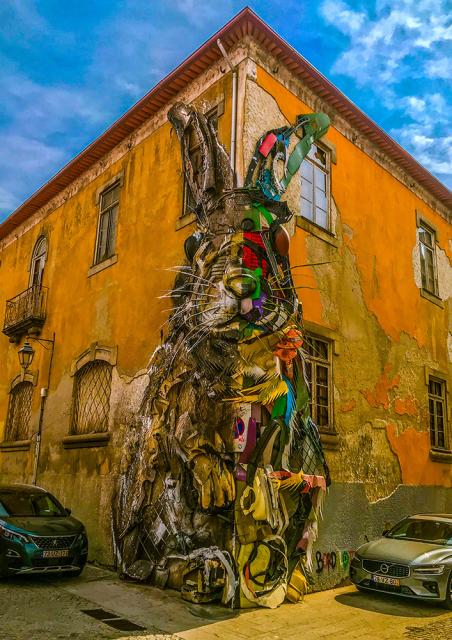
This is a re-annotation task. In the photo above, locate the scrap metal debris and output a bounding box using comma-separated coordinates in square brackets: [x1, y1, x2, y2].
[113, 102, 331, 608]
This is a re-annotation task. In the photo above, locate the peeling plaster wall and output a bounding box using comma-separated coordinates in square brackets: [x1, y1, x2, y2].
[0, 61, 242, 565]
[0, 36, 450, 576]
[242, 58, 451, 591]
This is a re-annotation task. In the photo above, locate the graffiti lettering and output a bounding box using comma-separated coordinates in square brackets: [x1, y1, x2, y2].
[316, 549, 355, 573]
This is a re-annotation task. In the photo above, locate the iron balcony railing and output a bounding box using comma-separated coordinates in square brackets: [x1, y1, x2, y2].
[3, 285, 48, 338]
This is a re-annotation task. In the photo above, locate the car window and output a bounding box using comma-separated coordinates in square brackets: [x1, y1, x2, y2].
[0, 492, 66, 517]
[388, 518, 452, 545]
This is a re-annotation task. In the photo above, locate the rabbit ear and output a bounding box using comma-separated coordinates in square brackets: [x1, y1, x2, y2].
[168, 102, 233, 221]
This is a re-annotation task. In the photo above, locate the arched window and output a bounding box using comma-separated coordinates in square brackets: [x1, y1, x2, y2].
[5, 381, 34, 442]
[30, 236, 47, 288]
[70, 361, 112, 435]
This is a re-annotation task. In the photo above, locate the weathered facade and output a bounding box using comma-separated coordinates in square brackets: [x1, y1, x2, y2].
[0, 8, 450, 592]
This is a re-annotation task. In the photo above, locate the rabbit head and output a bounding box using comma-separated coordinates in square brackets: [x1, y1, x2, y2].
[167, 102, 299, 349]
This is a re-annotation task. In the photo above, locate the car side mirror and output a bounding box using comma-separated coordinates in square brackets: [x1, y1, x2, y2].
[65, 507, 71, 516]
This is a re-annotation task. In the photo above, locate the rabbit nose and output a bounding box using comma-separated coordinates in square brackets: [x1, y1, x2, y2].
[224, 268, 257, 298]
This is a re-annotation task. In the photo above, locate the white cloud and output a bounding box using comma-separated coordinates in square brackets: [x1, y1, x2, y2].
[425, 56, 452, 79]
[320, 0, 451, 187]
[320, 0, 366, 34]
[0, 186, 20, 212]
[320, 0, 452, 86]
[390, 93, 452, 186]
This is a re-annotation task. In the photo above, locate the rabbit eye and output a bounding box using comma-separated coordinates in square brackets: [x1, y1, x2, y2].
[272, 225, 290, 257]
[241, 218, 255, 232]
[184, 231, 204, 262]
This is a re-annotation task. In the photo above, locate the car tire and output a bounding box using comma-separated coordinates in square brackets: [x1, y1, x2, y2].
[443, 570, 452, 610]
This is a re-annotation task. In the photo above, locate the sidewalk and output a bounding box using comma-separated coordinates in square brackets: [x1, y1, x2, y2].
[61, 565, 452, 640]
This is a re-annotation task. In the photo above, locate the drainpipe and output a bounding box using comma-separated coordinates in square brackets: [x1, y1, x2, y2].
[217, 38, 237, 185]
[32, 333, 55, 486]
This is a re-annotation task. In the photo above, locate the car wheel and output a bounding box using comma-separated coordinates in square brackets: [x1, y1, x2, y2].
[443, 570, 452, 610]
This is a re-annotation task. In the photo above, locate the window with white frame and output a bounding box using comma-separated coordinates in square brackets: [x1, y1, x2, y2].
[304, 335, 333, 432]
[4, 381, 33, 442]
[94, 182, 120, 265]
[70, 360, 112, 435]
[300, 144, 330, 230]
[428, 376, 448, 450]
[418, 222, 439, 296]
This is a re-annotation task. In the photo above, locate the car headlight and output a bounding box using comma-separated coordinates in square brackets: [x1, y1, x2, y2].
[412, 564, 445, 575]
[76, 530, 87, 545]
[351, 554, 362, 567]
[0, 523, 30, 544]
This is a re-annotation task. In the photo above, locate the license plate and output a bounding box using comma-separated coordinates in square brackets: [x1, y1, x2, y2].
[43, 549, 70, 558]
[372, 575, 400, 586]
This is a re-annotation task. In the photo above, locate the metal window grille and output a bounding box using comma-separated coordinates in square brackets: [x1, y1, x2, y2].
[183, 108, 219, 216]
[301, 144, 329, 230]
[428, 377, 447, 449]
[304, 335, 333, 432]
[418, 224, 439, 295]
[71, 361, 112, 435]
[5, 381, 33, 442]
[95, 183, 119, 265]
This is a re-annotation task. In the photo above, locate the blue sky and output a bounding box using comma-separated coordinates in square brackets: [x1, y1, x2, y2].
[0, 1, 450, 221]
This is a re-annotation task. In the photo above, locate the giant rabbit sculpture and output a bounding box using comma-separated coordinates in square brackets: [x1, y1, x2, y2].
[113, 102, 331, 608]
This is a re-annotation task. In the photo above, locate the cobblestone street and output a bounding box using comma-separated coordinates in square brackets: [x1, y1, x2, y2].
[0, 565, 451, 640]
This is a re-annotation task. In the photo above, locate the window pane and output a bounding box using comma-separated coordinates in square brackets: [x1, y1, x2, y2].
[317, 364, 328, 386]
[307, 145, 317, 161]
[301, 161, 314, 182]
[315, 188, 327, 212]
[419, 226, 433, 248]
[314, 147, 327, 167]
[301, 197, 313, 220]
[301, 176, 313, 199]
[96, 212, 110, 263]
[317, 405, 329, 427]
[315, 207, 328, 229]
[106, 205, 118, 258]
[314, 167, 326, 191]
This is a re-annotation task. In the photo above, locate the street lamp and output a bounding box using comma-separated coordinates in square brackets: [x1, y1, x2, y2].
[18, 340, 35, 371]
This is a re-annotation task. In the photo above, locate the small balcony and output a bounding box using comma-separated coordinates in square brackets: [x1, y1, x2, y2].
[3, 285, 48, 342]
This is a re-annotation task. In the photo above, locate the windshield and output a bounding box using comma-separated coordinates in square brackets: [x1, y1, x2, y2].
[0, 491, 66, 517]
[386, 518, 452, 546]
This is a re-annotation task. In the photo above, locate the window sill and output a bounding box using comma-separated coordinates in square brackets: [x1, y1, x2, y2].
[296, 216, 339, 247]
[88, 255, 118, 277]
[176, 212, 197, 231]
[0, 439, 31, 452]
[429, 448, 452, 463]
[320, 432, 339, 450]
[420, 289, 444, 309]
[62, 433, 110, 449]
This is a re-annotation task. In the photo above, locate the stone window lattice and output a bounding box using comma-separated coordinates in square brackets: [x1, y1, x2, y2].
[428, 377, 447, 450]
[418, 222, 439, 296]
[305, 335, 333, 432]
[70, 361, 112, 435]
[5, 381, 33, 441]
[301, 144, 330, 230]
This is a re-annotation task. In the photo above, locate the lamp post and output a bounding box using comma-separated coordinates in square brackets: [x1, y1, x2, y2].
[17, 334, 55, 485]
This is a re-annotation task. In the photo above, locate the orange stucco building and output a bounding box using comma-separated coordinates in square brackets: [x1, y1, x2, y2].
[0, 9, 450, 587]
